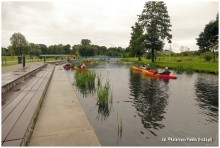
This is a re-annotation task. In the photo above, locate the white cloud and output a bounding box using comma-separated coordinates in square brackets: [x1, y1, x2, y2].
[1, 0, 219, 52]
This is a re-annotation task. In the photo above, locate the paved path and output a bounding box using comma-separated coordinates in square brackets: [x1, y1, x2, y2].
[2, 62, 44, 74]
[29, 65, 101, 146]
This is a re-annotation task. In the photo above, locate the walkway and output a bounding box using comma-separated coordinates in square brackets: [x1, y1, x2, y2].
[28, 65, 100, 146]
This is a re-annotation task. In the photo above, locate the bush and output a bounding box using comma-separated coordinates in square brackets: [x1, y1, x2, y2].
[204, 52, 212, 61]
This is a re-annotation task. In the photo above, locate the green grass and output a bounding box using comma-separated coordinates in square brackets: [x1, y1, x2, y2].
[123, 56, 218, 74]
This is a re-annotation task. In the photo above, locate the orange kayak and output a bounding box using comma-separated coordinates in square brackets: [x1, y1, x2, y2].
[142, 69, 177, 79]
[74, 66, 87, 72]
[133, 66, 177, 79]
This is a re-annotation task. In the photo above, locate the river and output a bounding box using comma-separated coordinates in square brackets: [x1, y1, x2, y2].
[68, 61, 218, 146]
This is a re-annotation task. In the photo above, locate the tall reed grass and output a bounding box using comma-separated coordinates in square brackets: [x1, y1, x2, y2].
[174, 64, 184, 74]
[97, 81, 113, 106]
[74, 71, 96, 96]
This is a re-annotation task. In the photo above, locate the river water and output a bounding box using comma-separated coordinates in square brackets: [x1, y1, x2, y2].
[69, 62, 218, 146]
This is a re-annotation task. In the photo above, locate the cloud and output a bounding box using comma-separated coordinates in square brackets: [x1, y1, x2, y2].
[1, 0, 218, 52]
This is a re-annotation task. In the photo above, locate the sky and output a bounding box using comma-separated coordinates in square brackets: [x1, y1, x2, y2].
[1, 0, 219, 53]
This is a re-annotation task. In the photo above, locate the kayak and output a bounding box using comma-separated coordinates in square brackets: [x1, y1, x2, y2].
[142, 69, 177, 79]
[85, 61, 91, 65]
[63, 64, 71, 70]
[132, 66, 143, 72]
[132, 66, 155, 73]
[133, 66, 177, 79]
[74, 66, 87, 72]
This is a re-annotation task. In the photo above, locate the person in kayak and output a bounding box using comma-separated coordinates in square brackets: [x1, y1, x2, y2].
[159, 67, 170, 75]
[145, 64, 151, 70]
[81, 63, 87, 69]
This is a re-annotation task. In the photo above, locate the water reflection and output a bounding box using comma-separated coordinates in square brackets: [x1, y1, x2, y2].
[74, 85, 96, 97]
[129, 70, 169, 136]
[194, 74, 218, 123]
[96, 104, 112, 121]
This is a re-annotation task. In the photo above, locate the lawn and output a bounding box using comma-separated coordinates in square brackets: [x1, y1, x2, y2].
[123, 56, 218, 74]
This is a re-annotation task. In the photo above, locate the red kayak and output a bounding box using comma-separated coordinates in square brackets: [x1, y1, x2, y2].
[64, 63, 71, 70]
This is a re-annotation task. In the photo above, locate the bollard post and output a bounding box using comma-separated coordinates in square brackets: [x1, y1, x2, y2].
[22, 55, 25, 67]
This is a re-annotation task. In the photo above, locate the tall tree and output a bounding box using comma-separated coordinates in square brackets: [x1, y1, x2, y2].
[138, 1, 172, 62]
[129, 22, 145, 60]
[10, 32, 28, 56]
[196, 14, 218, 62]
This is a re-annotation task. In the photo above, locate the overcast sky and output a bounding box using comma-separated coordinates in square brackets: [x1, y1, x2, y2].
[1, 0, 218, 52]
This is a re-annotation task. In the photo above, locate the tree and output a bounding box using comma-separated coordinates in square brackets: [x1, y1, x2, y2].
[39, 44, 48, 54]
[196, 14, 218, 62]
[129, 22, 145, 60]
[64, 44, 71, 54]
[10, 32, 28, 56]
[81, 39, 91, 45]
[28, 43, 41, 57]
[8, 45, 15, 56]
[138, 1, 172, 62]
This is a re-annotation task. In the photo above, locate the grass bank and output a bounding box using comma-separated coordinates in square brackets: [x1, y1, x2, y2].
[123, 57, 218, 74]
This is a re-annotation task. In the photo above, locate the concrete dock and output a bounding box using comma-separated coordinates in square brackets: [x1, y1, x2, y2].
[2, 63, 100, 146]
[28, 65, 100, 146]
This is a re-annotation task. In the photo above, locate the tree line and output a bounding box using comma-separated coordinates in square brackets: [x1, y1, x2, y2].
[2, 36, 127, 58]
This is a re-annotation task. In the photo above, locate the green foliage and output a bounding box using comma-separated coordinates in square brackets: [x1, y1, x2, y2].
[185, 65, 194, 74]
[196, 14, 218, 52]
[129, 22, 145, 59]
[203, 52, 212, 61]
[123, 57, 218, 74]
[10, 32, 28, 56]
[81, 39, 91, 45]
[97, 81, 113, 106]
[138, 1, 172, 62]
[28, 43, 41, 56]
[174, 65, 184, 74]
[74, 71, 96, 96]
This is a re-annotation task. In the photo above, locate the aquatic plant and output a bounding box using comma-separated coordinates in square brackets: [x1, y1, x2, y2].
[97, 81, 112, 106]
[74, 71, 96, 96]
[117, 113, 123, 136]
[97, 74, 101, 87]
[174, 64, 184, 74]
[185, 65, 194, 74]
[150, 63, 158, 70]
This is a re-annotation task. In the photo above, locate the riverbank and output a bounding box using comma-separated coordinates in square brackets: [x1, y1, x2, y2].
[122, 57, 218, 74]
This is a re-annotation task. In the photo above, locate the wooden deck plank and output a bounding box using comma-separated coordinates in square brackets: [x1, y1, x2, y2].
[2, 90, 29, 122]
[6, 89, 44, 141]
[1, 64, 55, 146]
[31, 71, 49, 91]
[2, 91, 36, 142]
[2, 70, 47, 109]
[2, 76, 36, 108]
[2, 139, 22, 146]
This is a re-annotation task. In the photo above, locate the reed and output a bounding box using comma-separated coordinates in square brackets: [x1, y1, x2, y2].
[74, 71, 96, 96]
[185, 65, 194, 74]
[97, 74, 101, 87]
[117, 113, 123, 136]
[97, 81, 112, 106]
[174, 64, 184, 74]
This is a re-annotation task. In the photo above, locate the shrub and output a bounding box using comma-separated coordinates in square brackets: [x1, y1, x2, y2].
[204, 52, 212, 61]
